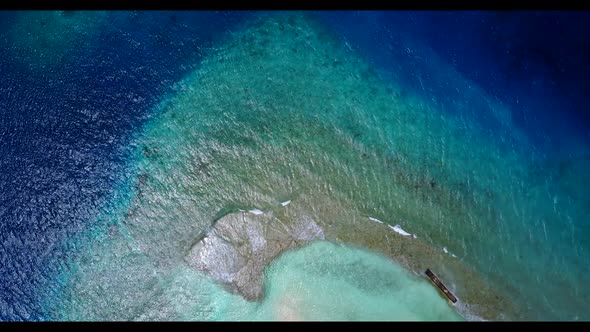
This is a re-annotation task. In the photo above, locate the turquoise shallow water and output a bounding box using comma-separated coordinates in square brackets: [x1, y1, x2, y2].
[21, 12, 590, 321]
[256, 241, 462, 321]
[134, 241, 462, 321]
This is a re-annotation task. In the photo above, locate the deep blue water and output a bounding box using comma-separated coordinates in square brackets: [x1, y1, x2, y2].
[1, 10, 589, 321]
[315, 11, 590, 152]
[0, 11, 252, 320]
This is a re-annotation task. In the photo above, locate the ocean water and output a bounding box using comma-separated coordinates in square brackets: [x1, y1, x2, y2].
[1, 11, 589, 321]
[256, 241, 462, 321]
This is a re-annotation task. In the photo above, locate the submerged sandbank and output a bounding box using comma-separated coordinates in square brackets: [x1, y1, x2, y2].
[45, 12, 590, 321]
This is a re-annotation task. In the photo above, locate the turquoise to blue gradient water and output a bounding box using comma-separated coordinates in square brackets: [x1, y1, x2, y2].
[1, 11, 589, 321]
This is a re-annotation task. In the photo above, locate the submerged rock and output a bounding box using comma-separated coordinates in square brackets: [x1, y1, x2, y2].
[185, 210, 324, 300]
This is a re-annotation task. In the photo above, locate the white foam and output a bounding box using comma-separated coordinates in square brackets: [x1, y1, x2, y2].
[249, 209, 264, 215]
[442, 247, 457, 257]
[368, 217, 383, 224]
[389, 224, 412, 237]
[280, 200, 291, 207]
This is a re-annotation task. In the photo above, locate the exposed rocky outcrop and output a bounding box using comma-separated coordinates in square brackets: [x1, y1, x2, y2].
[185, 210, 324, 300]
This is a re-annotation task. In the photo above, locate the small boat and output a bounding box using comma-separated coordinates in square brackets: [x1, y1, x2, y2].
[425, 268, 458, 303]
